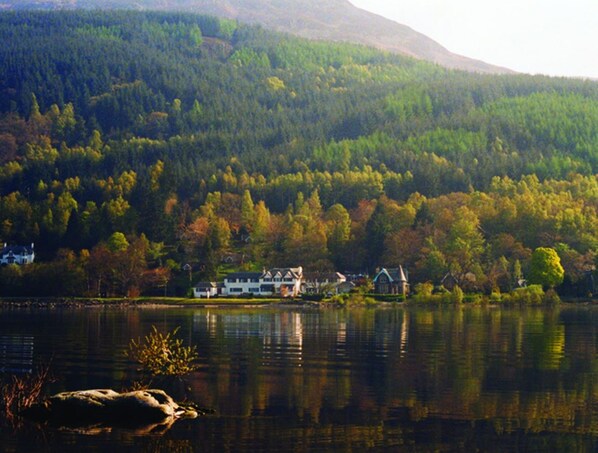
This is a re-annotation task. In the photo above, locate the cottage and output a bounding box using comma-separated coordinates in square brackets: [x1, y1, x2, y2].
[0, 243, 35, 265]
[221, 252, 247, 265]
[441, 272, 477, 291]
[441, 273, 459, 291]
[373, 267, 409, 296]
[302, 272, 348, 295]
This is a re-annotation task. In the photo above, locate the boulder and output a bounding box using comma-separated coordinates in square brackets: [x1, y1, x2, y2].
[22, 389, 198, 426]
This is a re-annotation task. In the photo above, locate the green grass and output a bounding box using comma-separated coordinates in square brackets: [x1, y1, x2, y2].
[134, 297, 286, 305]
[0, 296, 288, 306]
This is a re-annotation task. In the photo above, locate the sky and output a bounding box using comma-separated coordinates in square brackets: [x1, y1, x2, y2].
[349, 0, 598, 79]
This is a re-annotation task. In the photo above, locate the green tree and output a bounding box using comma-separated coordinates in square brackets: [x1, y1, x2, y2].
[240, 189, 255, 231]
[529, 247, 565, 289]
[107, 231, 129, 252]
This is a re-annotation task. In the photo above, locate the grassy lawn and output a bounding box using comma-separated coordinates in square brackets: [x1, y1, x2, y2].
[129, 297, 287, 305]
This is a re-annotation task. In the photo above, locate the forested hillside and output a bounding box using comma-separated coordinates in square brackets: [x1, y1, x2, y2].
[1, 11, 597, 297]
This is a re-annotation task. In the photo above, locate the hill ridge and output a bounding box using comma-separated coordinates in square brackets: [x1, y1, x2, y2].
[0, 0, 514, 74]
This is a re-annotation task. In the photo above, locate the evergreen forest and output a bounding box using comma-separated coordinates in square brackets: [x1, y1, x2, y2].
[1, 10, 597, 298]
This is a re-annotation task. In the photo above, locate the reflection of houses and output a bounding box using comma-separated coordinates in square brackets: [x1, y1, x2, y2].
[373, 267, 409, 295]
[1, 243, 35, 265]
[193, 311, 304, 364]
[301, 272, 353, 295]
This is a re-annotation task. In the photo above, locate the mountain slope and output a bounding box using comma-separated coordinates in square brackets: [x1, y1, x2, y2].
[0, 0, 513, 74]
[0, 11, 597, 295]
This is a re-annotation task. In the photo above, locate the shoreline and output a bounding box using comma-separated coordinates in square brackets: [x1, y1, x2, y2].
[0, 296, 315, 309]
[0, 296, 595, 309]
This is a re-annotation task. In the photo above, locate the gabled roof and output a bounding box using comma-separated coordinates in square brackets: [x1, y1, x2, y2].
[373, 267, 408, 283]
[261, 267, 303, 279]
[303, 271, 346, 283]
[1, 244, 34, 256]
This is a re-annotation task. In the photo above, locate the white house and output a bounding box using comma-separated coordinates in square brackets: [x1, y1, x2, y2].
[220, 267, 304, 297]
[222, 272, 263, 296]
[0, 243, 35, 265]
[192, 282, 220, 298]
[259, 267, 303, 297]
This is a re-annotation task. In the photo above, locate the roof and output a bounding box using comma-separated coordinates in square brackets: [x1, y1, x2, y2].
[194, 282, 217, 289]
[224, 272, 262, 280]
[373, 267, 408, 283]
[261, 267, 303, 279]
[1, 244, 34, 256]
[303, 271, 346, 282]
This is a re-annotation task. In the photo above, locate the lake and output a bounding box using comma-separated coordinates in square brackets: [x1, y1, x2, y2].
[0, 304, 597, 452]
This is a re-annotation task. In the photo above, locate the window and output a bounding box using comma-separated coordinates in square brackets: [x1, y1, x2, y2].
[274, 278, 281, 282]
[264, 278, 272, 282]
[283, 278, 293, 282]
[249, 288, 260, 293]
[229, 288, 242, 293]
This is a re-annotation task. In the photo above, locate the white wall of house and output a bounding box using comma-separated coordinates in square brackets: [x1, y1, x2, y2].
[221, 268, 303, 297]
[193, 286, 218, 298]
[222, 276, 262, 296]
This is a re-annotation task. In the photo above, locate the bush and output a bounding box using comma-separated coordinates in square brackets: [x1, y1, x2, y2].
[543, 288, 561, 304]
[301, 294, 325, 302]
[503, 285, 545, 305]
[1, 365, 52, 420]
[462, 294, 483, 304]
[370, 294, 405, 302]
[127, 326, 198, 377]
[490, 291, 502, 303]
[451, 285, 464, 304]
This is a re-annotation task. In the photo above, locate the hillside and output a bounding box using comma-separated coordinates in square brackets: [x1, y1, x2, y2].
[0, 11, 597, 298]
[0, 0, 513, 74]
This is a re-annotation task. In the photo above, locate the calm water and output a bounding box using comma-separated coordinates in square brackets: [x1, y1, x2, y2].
[0, 305, 597, 452]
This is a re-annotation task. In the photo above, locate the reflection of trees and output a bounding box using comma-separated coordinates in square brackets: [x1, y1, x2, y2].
[189, 307, 598, 437]
[5, 305, 596, 450]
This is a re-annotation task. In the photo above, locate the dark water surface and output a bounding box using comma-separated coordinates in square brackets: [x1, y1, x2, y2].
[1, 305, 597, 452]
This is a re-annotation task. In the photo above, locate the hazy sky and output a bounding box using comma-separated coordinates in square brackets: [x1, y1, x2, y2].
[349, 0, 598, 79]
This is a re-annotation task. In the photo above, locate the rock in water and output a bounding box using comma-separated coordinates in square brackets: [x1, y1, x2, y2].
[22, 389, 198, 425]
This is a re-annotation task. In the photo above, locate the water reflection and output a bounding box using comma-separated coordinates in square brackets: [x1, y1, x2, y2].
[0, 334, 34, 373]
[0, 305, 597, 451]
